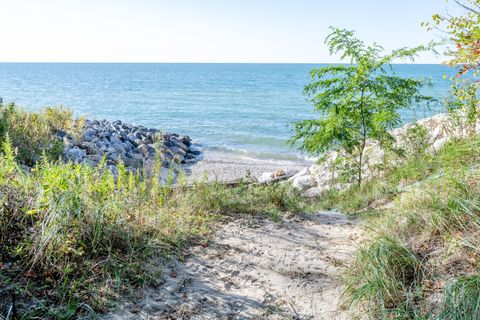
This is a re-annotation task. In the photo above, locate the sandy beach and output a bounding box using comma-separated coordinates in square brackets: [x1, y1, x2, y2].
[184, 149, 312, 182]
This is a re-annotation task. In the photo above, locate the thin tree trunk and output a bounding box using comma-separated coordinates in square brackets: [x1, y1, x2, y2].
[358, 140, 365, 186]
[358, 87, 367, 187]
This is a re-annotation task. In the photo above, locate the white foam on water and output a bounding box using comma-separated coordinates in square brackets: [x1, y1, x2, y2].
[201, 144, 314, 166]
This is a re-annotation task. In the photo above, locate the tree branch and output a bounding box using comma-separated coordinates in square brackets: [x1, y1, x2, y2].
[454, 0, 480, 14]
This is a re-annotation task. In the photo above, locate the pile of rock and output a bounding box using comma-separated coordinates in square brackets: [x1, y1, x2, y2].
[58, 119, 201, 176]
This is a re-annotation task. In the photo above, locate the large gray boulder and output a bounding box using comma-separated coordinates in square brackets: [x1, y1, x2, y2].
[65, 147, 86, 162]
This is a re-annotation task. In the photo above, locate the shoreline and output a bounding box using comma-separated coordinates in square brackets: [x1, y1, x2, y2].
[185, 148, 312, 182]
[59, 111, 465, 187]
[60, 117, 313, 183]
[61, 113, 458, 186]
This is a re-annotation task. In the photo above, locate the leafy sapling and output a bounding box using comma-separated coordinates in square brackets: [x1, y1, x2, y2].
[292, 27, 435, 185]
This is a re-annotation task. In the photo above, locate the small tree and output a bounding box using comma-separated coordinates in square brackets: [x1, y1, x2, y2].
[426, 0, 479, 135]
[292, 28, 435, 186]
[427, 0, 480, 75]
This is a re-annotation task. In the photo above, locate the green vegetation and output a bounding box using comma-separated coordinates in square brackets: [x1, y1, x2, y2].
[319, 134, 480, 213]
[427, 0, 479, 75]
[325, 7, 480, 317]
[345, 236, 423, 319]
[2, 3, 479, 319]
[446, 79, 479, 137]
[0, 103, 85, 166]
[291, 27, 434, 186]
[325, 135, 480, 318]
[439, 275, 480, 320]
[290, 9, 480, 317]
[427, 0, 479, 137]
[0, 104, 306, 318]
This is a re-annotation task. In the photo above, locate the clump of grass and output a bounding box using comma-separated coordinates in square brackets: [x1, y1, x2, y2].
[392, 176, 480, 239]
[438, 275, 480, 320]
[186, 180, 304, 220]
[318, 178, 396, 213]
[349, 172, 480, 319]
[345, 236, 423, 318]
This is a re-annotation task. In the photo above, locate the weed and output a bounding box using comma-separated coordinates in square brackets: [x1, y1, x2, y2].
[0, 102, 84, 165]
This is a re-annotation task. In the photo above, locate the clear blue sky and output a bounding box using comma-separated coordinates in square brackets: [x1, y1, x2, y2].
[0, 0, 454, 63]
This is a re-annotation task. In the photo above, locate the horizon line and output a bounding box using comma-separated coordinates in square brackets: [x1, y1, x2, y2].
[0, 61, 447, 65]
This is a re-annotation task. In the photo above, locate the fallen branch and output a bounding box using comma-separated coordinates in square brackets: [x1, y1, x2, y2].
[171, 172, 294, 191]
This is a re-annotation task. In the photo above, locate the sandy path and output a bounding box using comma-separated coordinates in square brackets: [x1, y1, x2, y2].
[105, 212, 361, 320]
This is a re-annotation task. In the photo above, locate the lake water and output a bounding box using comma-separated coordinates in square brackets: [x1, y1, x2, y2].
[0, 63, 454, 162]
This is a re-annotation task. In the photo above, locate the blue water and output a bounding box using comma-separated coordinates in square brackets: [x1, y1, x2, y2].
[0, 63, 454, 161]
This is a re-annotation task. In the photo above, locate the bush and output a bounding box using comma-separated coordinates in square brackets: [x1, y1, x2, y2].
[0, 103, 84, 165]
[402, 123, 431, 157]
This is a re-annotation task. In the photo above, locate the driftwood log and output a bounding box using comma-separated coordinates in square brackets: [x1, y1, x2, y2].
[171, 172, 294, 191]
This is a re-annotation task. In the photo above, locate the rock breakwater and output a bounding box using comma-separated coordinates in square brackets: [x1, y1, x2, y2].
[59, 119, 201, 177]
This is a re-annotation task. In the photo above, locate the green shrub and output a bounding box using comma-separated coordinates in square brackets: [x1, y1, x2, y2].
[402, 123, 431, 157]
[0, 102, 84, 165]
[0, 102, 14, 138]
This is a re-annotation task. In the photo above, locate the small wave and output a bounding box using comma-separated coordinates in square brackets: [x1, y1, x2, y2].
[228, 134, 290, 147]
[202, 145, 314, 165]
